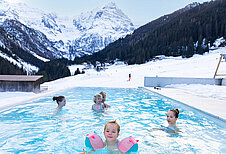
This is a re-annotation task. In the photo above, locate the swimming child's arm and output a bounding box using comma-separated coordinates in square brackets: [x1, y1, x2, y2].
[106, 103, 111, 108]
[147, 128, 162, 132]
[146, 126, 177, 135]
[160, 125, 179, 133]
[103, 103, 110, 108]
[79, 149, 86, 154]
[79, 149, 95, 154]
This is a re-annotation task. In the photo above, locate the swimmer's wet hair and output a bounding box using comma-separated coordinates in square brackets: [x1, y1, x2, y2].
[169, 108, 180, 118]
[53, 96, 65, 104]
[104, 120, 120, 133]
[99, 91, 106, 99]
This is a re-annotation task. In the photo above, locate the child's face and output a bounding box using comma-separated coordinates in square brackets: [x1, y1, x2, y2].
[96, 97, 102, 104]
[58, 98, 66, 108]
[104, 123, 119, 142]
[167, 111, 177, 124]
[102, 95, 106, 102]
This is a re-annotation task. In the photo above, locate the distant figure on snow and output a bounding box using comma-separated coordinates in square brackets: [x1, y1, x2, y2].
[129, 73, 131, 81]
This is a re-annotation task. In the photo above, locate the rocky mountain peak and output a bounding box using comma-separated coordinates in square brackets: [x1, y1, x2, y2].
[0, 0, 135, 64]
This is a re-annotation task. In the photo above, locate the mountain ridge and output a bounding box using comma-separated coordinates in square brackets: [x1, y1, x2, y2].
[80, 0, 225, 64]
[0, 0, 135, 61]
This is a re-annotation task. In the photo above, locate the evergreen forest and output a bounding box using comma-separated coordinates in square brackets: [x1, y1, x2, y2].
[75, 0, 226, 64]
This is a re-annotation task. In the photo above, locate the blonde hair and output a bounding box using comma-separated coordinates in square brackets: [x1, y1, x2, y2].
[93, 94, 103, 103]
[104, 120, 120, 133]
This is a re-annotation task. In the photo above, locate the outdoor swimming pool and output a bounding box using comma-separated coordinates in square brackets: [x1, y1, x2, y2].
[0, 87, 225, 153]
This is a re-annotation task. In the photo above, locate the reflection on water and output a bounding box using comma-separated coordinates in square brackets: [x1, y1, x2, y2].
[0, 87, 225, 153]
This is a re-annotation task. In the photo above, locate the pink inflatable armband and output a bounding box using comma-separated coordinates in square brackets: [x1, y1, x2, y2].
[85, 131, 104, 151]
[119, 136, 139, 153]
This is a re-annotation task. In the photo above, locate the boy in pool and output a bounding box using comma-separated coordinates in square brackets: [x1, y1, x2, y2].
[99, 91, 110, 109]
[92, 94, 104, 111]
[80, 120, 121, 153]
[53, 96, 66, 110]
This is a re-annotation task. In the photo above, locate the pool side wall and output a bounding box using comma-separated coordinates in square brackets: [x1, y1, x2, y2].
[222, 78, 226, 85]
[144, 77, 224, 87]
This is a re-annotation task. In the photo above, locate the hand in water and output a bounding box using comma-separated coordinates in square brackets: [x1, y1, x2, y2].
[79, 149, 86, 154]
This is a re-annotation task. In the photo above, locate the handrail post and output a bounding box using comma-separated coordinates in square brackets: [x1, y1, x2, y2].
[214, 54, 223, 78]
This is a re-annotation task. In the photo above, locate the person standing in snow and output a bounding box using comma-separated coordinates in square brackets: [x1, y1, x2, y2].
[129, 73, 131, 81]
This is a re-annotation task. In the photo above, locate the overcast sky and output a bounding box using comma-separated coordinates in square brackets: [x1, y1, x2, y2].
[7, 0, 210, 27]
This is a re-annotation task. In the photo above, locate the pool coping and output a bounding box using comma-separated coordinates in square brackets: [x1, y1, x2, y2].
[142, 87, 226, 125]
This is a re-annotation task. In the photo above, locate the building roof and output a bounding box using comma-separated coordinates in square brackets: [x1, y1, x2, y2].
[0, 75, 43, 82]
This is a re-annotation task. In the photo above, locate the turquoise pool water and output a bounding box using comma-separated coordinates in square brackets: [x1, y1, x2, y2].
[0, 87, 225, 153]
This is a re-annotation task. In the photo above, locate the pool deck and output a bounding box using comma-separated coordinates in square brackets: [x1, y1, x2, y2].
[146, 87, 226, 122]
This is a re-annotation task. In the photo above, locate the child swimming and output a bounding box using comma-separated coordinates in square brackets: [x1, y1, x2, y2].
[80, 120, 121, 154]
[147, 108, 180, 134]
[92, 94, 104, 111]
[81, 120, 139, 153]
[103, 120, 121, 151]
[99, 91, 110, 109]
[163, 108, 180, 133]
[53, 96, 66, 110]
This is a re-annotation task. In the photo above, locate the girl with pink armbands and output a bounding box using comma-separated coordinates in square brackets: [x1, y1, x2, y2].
[80, 120, 139, 153]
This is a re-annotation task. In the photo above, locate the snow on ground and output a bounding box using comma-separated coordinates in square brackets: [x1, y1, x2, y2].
[0, 47, 226, 119]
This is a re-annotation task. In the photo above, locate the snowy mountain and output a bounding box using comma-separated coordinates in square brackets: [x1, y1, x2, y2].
[1, 19, 62, 59]
[70, 2, 135, 58]
[0, 0, 135, 60]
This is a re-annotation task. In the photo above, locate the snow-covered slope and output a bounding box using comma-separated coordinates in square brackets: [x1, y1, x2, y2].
[0, 50, 39, 73]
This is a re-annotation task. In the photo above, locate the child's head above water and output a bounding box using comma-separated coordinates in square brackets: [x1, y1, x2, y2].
[53, 96, 66, 109]
[99, 91, 106, 102]
[99, 91, 111, 108]
[104, 120, 120, 143]
[93, 94, 103, 104]
[167, 108, 179, 125]
[104, 120, 120, 133]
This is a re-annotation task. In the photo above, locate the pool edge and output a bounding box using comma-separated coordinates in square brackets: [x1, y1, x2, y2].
[141, 87, 226, 125]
